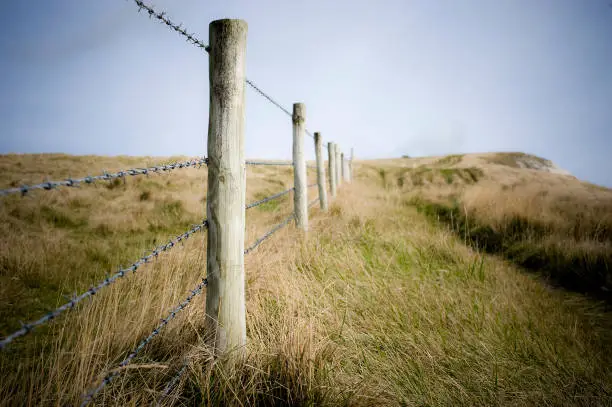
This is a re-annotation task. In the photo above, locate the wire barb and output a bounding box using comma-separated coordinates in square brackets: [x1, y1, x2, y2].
[132, 0, 209, 51]
[246, 187, 294, 210]
[0, 157, 207, 197]
[0, 220, 209, 350]
[156, 361, 190, 406]
[80, 276, 211, 406]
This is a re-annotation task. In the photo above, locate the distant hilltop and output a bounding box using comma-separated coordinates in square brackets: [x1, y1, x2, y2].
[376, 152, 575, 178]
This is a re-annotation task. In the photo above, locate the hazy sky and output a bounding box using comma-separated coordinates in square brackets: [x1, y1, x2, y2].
[1, 1, 611, 187]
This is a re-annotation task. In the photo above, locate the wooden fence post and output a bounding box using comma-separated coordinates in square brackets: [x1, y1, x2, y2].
[349, 147, 354, 182]
[328, 142, 336, 198]
[205, 19, 248, 357]
[341, 152, 346, 183]
[336, 146, 342, 187]
[293, 103, 308, 231]
[314, 132, 328, 211]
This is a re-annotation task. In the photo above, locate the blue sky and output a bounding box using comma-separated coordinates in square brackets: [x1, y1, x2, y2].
[1, 0, 611, 187]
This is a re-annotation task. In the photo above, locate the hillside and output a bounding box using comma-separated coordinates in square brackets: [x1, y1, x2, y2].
[0, 152, 611, 406]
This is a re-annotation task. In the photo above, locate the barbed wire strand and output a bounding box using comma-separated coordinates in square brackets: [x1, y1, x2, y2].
[130, 1, 327, 149]
[308, 183, 317, 188]
[155, 360, 190, 406]
[245, 160, 293, 167]
[244, 79, 292, 118]
[245, 213, 295, 255]
[0, 157, 208, 197]
[0, 220, 208, 350]
[246, 187, 294, 210]
[81, 275, 212, 406]
[133, 0, 209, 51]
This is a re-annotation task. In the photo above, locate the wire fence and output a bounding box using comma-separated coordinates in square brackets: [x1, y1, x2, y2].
[246, 187, 294, 210]
[81, 275, 212, 406]
[245, 160, 293, 166]
[0, 157, 208, 197]
[130, 0, 324, 147]
[0, 220, 208, 349]
[0, 1, 353, 404]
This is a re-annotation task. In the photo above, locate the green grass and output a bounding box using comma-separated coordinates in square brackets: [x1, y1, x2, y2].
[395, 167, 484, 188]
[484, 152, 552, 169]
[435, 154, 464, 166]
[409, 196, 612, 300]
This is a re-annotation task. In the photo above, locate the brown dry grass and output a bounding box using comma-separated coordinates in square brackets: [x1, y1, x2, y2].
[0, 153, 611, 406]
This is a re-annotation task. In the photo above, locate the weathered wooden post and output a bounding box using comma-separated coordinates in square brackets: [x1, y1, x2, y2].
[293, 103, 308, 231]
[205, 19, 248, 357]
[341, 152, 346, 183]
[314, 132, 328, 211]
[349, 147, 354, 182]
[328, 142, 336, 198]
[336, 146, 342, 187]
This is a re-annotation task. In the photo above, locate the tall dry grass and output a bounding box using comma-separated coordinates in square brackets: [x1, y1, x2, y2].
[1, 153, 611, 406]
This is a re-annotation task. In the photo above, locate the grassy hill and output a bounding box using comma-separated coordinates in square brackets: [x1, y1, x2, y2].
[0, 152, 611, 406]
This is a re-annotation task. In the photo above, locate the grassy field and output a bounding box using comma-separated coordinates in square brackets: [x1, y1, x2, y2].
[0, 153, 611, 406]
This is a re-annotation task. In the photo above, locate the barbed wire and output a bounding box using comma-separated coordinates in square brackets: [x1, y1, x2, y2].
[245, 79, 292, 118]
[81, 276, 211, 406]
[0, 157, 207, 197]
[130, 2, 329, 150]
[132, 0, 209, 51]
[245, 213, 295, 255]
[246, 187, 293, 210]
[245, 160, 293, 167]
[308, 183, 317, 188]
[156, 360, 190, 406]
[0, 220, 208, 350]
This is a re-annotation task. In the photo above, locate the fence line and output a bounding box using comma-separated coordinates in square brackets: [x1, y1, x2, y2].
[0, 157, 207, 197]
[131, 0, 324, 148]
[1, 5, 356, 403]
